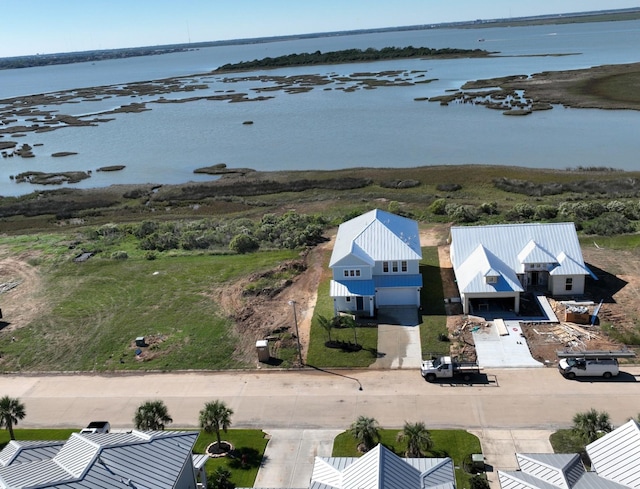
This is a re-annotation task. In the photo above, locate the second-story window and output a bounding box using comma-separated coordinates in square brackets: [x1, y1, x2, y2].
[392, 261, 398, 272]
[383, 261, 389, 273]
[401, 261, 407, 272]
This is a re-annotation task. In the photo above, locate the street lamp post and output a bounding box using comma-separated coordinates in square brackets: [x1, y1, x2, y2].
[288, 300, 304, 366]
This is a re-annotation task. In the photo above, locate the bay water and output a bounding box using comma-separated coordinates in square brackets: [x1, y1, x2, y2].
[1, 20, 639, 197]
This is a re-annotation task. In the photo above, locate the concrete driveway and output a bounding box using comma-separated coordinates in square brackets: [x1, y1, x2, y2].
[253, 429, 342, 488]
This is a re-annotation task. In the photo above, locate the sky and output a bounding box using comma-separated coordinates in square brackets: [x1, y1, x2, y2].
[1, 0, 639, 58]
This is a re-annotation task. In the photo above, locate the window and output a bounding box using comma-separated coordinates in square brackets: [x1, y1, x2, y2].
[356, 270, 361, 277]
[346, 296, 351, 302]
[565, 277, 573, 291]
[344, 269, 361, 277]
[392, 261, 398, 272]
[486, 276, 498, 284]
[383, 262, 389, 273]
[344, 270, 349, 277]
[350, 270, 355, 276]
[401, 261, 407, 272]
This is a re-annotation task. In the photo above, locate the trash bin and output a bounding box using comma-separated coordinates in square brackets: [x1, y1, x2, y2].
[256, 340, 270, 362]
[472, 454, 485, 471]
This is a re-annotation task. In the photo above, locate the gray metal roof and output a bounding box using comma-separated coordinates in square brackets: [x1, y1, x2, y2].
[311, 444, 454, 489]
[587, 419, 640, 489]
[516, 453, 584, 489]
[0, 441, 63, 467]
[329, 210, 422, 268]
[451, 223, 593, 294]
[0, 430, 199, 489]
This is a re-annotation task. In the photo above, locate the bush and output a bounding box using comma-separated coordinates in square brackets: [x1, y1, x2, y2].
[229, 234, 259, 254]
[534, 204, 558, 220]
[110, 251, 128, 260]
[144, 251, 157, 260]
[478, 202, 498, 215]
[582, 212, 635, 236]
[429, 199, 447, 216]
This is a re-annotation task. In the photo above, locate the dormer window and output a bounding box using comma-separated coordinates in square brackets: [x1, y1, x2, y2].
[486, 275, 498, 284]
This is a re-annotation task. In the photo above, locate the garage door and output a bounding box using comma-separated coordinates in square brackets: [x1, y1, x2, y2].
[376, 288, 418, 306]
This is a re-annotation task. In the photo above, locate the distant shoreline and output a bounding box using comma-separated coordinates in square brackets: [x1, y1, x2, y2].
[1, 8, 639, 69]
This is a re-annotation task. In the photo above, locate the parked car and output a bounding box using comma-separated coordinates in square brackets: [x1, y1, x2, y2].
[80, 421, 111, 434]
[558, 357, 619, 379]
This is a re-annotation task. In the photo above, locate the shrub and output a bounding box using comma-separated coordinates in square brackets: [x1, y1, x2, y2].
[229, 234, 259, 254]
[534, 204, 558, 220]
[144, 251, 157, 260]
[582, 212, 635, 236]
[429, 199, 447, 216]
[110, 251, 128, 260]
[436, 183, 462, 192]
[478, 202, 498, 215]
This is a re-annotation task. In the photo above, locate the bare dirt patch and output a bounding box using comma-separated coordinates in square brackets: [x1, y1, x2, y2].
[0, 253, 47, 333]
[213, 236, 335, 366]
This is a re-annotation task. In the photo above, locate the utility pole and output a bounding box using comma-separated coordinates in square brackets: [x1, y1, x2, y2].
[288, 300, 303, 366]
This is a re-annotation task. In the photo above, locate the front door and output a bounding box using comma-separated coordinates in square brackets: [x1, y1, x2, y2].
[356, 296, 364, 311]
[531, 271, 539, 286]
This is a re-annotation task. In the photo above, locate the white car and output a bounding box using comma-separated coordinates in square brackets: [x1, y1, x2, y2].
[558, 357, 619, 379]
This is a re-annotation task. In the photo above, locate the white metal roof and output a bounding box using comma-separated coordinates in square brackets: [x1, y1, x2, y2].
[456, 245, 523, 294]
[310, 444, 454, 489]
[0, 441, 63, 467]
[451, 223, 593, 294]
[0, 430, 199, 489]
[498, 422, 640, 489]
[329, 210, 422, 268]
[587, 419, 640, 489]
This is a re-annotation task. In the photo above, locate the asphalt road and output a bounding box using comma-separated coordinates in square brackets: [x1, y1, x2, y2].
[3, 366, 639, 430]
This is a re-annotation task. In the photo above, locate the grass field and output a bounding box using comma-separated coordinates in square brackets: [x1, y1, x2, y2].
[0, 246, 298, 371]
[420, 247, 449, 358]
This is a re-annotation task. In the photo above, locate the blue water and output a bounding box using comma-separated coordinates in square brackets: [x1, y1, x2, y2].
[1, 20, 639, 196]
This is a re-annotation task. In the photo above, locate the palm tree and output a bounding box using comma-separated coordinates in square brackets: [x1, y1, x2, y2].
[317, 315, 334, 343]
[350, 415, 380, 452]
[572, 408, 612, 444]
[0, 396, 26, 440]
[134, 400, 173, 430]
[200, 400, 233, 446]
[396, 421, 433, 457]
[341, 315, 358, 345]
[209, 466, 235, 489]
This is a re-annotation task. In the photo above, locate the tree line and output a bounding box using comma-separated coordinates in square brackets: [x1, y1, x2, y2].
[215, 46, 490, 71]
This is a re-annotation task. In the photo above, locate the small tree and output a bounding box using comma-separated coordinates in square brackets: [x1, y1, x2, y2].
[200, 400, 234, 447]
[208, 466, 235, 489]
[229, 234, 259, 254]
[134, 400, 173, 431]
[0, 396, 26, 441]
[350, 415, 380, 452]
[317, 315, 334, 343]
[396, 421, 433, 458]
[572, 408, 612, 444]
[340, 315, 358, 345]
[470, 474, 490, 489]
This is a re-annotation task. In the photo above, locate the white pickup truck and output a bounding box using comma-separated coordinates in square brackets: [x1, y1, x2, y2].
[421, 356, 481, 382]
[80, 421, 111, 434]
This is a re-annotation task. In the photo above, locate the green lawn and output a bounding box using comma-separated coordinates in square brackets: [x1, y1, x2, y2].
[420, 247, 449, 358]
[333, 428, 482, 489]
[193, 429, 269, 488]
[0, 249, 298, 371]
[306, 251, 379, 368]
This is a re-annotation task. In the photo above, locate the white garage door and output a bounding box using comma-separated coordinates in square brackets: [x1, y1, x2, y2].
[376, 288, 418, 306]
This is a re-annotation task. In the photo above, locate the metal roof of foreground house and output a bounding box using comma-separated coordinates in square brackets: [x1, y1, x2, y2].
[329, 209, 422, 268]
[309, 444, 455, 489]
[451, 223, 594, 292]
[587, 419, 640, 489]
[499, 421, 640, 489]
[0, 430, 199, 489]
